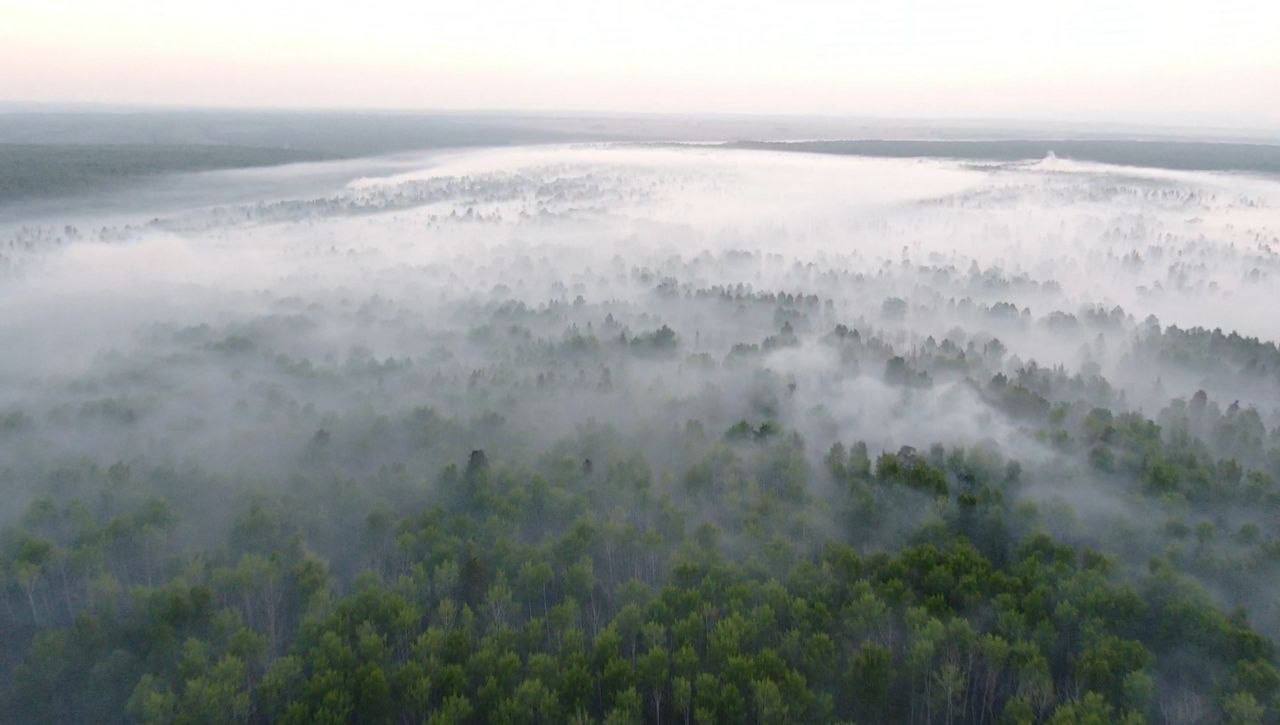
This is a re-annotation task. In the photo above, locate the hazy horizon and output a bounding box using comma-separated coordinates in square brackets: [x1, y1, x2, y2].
[3, 1, 1278, 129]
[3, 102, 1277, 140]
[7, 6, 1280, 723]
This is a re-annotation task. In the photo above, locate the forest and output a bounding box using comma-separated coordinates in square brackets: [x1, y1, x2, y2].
[2, 143, 1280, 723]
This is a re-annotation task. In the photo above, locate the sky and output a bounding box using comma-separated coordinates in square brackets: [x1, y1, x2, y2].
[1, 0, 1277, 128]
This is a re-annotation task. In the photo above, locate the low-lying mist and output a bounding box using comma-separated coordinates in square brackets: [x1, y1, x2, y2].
[5, 142, 1280, 722]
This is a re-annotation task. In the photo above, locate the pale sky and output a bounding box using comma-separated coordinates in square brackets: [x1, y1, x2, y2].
[2, 0, 1277, 127]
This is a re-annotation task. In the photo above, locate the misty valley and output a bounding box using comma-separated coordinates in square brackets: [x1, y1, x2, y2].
[4, 141, 1280, 724]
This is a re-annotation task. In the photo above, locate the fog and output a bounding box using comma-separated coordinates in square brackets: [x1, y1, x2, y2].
[6, 142, 1280, 529]
[5, 141, 1280, 721]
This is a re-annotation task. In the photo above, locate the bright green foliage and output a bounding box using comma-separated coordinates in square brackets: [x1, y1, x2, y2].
[3, 397, 1280, 723]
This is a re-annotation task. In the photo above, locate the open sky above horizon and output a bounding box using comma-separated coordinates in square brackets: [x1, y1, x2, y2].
[2, 0, 1277, 129]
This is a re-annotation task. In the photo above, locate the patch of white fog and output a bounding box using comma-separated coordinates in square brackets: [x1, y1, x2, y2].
[1, 143, 1279, 485]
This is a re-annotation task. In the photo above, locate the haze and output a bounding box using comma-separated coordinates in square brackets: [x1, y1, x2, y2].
[3, 0, 1279, 126]
[4, 7, 1280, 725]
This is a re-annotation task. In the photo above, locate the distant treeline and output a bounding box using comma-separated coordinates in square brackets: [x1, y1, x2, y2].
[725, 139, 1280, 174]
[0, 112, 605, 204]
[0, 112, 602, 158]
[0, 144, 324, 203]
[4, 111, 1277, 206]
